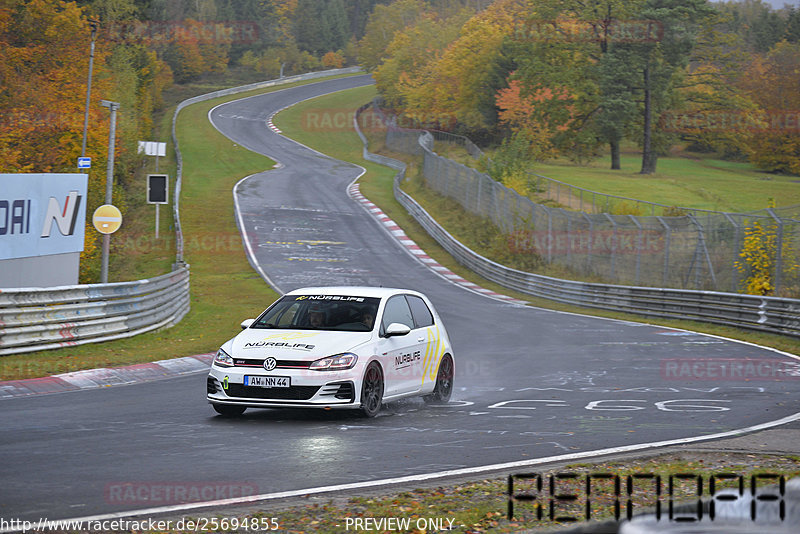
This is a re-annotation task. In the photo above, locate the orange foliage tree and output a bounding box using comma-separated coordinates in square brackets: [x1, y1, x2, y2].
[495, 78, 577, 162]
[322, 50, 345, 69]
[398, 0, 529, 133]
[0, 0, 113, 173]
[739, 41, 800, 175]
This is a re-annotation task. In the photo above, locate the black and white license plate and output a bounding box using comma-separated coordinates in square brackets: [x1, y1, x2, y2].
[244, 375, 290, 388]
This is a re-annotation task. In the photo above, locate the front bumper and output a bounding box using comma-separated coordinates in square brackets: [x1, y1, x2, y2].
[206, 367, 358, 409]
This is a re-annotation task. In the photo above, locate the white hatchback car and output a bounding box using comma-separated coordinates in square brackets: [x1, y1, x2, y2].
[207, 287, 455, 417]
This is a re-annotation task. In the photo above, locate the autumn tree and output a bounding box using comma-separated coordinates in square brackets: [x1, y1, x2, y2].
[739, 41, 800, 175]
[397, 0, 527, 134]
[0, 0, 113, 173]
[372, 8, 472, 114]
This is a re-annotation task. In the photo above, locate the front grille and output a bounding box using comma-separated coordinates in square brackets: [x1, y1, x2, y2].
[233, 358, 312, 369]
[224, 384, 320, 400]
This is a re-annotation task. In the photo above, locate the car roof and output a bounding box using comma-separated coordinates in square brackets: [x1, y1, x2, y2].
[285, 286, 422, 299]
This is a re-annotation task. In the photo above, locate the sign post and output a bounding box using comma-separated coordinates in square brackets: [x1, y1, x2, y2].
[100, 100, 120, 284]
[147, 174, 169, 239]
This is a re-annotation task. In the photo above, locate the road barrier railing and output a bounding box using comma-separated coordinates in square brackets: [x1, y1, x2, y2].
[0, 267, 190, 355]
[354, 103, 800, 337]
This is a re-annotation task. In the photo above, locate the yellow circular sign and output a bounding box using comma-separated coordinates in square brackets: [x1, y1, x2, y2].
[93, 204, 122, 234]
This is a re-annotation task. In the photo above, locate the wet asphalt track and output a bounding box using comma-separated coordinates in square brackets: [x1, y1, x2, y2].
[1, 74, 799, 522]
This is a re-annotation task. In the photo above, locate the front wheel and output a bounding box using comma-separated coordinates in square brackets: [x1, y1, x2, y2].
[424, 354, 453, 404]
[212, 403, 246, 417]
[360, 362, 384, 417]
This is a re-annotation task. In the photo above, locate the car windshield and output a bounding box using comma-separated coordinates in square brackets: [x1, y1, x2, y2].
[251, 295, 381, 332]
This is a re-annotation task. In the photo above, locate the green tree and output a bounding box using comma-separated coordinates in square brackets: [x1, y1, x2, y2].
[294, 0, 348, 55]
[633, 0, 714, 174]
[596, 46, 640, 169]
[358, 0, 427, 72]
[786, 6, 800, 42]
[373, 9, 470, 113]
[716, 0, 786, 53]
[407, 0, 526, 134]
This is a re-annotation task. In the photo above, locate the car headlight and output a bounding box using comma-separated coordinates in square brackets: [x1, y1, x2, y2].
[213, 348, 234, 367]
[309, 353, 358, 371]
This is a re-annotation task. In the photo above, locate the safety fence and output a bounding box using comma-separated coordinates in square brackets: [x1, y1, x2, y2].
[372, 106, 800, 295]
[0, 267, 190, 355]
[354, 103, 800, 337]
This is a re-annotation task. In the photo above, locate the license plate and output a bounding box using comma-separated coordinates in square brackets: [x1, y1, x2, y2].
[244, 375, 290, 388]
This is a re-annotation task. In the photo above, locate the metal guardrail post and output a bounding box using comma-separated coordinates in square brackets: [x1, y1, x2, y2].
[547, 206, 553, 263]
[629, 214, 643, 285]
[583, 213, 594, 273]
[656, 216, 671, 288]
[604, 213, 618, 279]
[723, 212, 740, 293]
[767, 208, 784, 294]
[687, 213, 717, 290]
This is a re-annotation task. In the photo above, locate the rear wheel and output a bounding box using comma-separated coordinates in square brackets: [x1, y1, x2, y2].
[213, 404, 246, 417]
[360, 362, 384, 417]
[424, 354, 453, 403]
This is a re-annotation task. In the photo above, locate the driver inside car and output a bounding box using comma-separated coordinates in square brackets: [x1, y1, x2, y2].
[308, 306, 327, 328]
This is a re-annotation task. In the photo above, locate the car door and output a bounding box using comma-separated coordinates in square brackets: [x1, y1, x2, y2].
[405, 294, 443, 393]
[378, 295, 425, 395]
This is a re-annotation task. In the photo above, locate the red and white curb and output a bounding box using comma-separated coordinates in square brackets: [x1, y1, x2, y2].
[266, 111, 281, 134]
[347, 183, 526, 305]
[0, 354, 213, 399]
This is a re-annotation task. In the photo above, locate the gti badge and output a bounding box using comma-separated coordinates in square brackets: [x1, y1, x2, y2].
[263, 357, 277, 371]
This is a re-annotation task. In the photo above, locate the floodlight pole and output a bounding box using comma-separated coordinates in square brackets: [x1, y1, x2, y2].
[81, 20, 99, 158]
[100, 100, 120, 283]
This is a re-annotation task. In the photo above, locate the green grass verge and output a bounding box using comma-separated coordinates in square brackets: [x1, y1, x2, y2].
[168, 452, 800, 533]
[0, 74, 359, 381]
[529, 152, 800, 212]
[461, 145, 800, 213]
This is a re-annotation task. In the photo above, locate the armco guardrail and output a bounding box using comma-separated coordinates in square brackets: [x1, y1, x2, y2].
[354, 103, 800, 337]
[0, 267, 190, 355]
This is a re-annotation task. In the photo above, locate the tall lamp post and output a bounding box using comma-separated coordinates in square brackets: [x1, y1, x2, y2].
[81, 20, 99, 158]
[99, 100, 120, 283]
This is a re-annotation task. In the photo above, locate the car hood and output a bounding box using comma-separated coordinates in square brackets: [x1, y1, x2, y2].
[229, 329, 373, 360]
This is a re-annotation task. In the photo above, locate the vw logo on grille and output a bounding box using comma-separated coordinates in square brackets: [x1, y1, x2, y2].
[263, 357, 277, 371]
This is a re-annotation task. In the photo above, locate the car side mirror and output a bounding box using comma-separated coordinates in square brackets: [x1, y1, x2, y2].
[240, 318, 255, 330]
[385, 322, 411, 337]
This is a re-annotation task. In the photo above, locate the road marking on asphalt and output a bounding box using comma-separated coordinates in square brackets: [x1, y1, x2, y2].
[38, 410, 800, 530]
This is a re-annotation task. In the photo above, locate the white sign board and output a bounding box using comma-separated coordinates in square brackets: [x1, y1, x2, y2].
[0, 174, 88, 260]
[137, 141, 166, 157]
